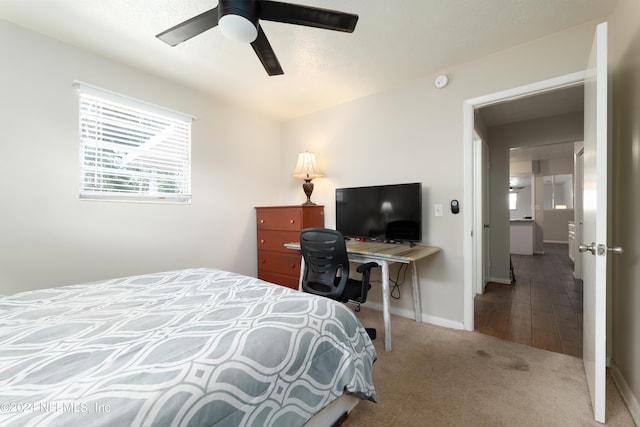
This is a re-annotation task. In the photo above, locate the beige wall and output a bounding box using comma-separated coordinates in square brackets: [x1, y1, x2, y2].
[0, 20, 281, 294]
[280, 24, 599, 326]
[543, 209, 575, 243]
[609, 0, 640, 421]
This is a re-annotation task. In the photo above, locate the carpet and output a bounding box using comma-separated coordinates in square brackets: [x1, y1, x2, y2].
[344, 308, 635, 426]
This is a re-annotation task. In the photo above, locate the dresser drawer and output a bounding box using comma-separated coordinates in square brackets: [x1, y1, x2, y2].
[255, 205, 323, 290]
[258, 251, 300, 276]
[257, 207, 303, 231]
[257, 230, 299, 252]
[258, 270, 300, 290]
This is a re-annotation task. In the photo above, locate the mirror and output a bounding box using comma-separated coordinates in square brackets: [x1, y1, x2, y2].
[544, 174, 573, 209]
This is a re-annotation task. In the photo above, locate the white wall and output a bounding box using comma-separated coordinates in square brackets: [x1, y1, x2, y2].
[0, 20, 281, 294]
[279, 23, 600, 327]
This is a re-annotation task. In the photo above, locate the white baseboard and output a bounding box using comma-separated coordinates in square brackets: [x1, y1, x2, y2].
[610, 362, 640, 426]
[489, 276, 511, 285]
[422, 313, 465, 330]
[362, 302, 464, 330]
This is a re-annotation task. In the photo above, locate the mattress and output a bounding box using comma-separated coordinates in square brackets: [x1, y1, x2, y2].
[0, 268, 376, 426]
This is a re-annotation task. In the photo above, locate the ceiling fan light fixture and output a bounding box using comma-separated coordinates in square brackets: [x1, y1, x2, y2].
[219, 14, 258, 43]
[156, 0, 358, 75]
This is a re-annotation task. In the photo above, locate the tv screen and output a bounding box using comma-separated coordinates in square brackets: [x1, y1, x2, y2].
[336, 183, 422, 242]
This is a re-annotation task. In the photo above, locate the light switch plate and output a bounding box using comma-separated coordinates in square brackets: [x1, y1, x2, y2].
[434, 204, 444, 217]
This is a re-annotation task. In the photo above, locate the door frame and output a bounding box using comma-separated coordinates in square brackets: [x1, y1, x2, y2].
[462, 71, 586, 331]
[473, 134, 490, 294]
[574, 147, 585, 280]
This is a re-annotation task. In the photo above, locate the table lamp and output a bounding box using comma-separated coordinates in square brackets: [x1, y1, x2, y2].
[292, 151, 323, 205]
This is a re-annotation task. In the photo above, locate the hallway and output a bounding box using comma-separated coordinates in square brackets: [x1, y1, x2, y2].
[474, 243, 583, 358]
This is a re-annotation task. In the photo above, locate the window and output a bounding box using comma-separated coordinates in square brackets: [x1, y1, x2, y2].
[543, 174, 573, 210]
[76, 82, 193, 203]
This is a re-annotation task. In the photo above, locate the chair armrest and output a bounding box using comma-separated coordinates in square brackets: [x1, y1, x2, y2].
[356, 262, 379, 273]
[356, 262, 379, 303]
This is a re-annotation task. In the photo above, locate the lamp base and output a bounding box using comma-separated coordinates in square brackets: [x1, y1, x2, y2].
[302, 179, 316, 205]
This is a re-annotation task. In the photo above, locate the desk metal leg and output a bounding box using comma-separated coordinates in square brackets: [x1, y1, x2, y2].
[381, 260, 392, 351]
[297, 257, 305, 292]
[411, 261, 422, 322]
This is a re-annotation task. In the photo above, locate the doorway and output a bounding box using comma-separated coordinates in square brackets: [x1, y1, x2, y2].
[462, 71, 586, 332]
[475, 109, 584, 356]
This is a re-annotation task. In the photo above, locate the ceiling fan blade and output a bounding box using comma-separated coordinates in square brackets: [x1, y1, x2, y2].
[156, 7, 219, 46]
[251, 26, 284, 76]
[259, 1, 358, 33]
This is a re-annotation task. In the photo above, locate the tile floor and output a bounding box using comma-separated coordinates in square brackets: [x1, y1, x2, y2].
[474, 243, 583, 357]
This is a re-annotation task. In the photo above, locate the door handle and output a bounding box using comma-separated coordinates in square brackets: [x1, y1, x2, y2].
[578, 242, 596, 254]
[607, 246, 624, 255]
[579, 242, 624, 256]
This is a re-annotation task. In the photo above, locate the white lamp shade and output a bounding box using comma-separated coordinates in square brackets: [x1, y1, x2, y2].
[219, 14, 258, 43]
[292, 152, 323, 180]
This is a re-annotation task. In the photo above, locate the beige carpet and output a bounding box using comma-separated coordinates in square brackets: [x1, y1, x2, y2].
[344, 308, 635, 427]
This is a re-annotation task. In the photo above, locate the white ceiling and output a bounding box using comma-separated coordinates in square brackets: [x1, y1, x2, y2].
[0, 0, 616, 120]
[478, 85, 585, 128]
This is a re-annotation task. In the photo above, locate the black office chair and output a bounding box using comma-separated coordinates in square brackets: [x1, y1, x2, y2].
[299, 228, 378, 339]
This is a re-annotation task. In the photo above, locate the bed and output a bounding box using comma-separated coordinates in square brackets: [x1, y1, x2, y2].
[0, 268, 376, 426]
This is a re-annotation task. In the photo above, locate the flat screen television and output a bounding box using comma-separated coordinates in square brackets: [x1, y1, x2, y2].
[336, 182, 422, 243]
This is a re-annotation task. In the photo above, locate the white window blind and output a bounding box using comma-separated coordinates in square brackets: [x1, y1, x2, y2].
[76, 82, 193, 203]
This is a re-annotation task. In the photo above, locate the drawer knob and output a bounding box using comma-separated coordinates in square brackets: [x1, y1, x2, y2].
[260, 239, 265, 244]
[290, 219, 295, 224]
[291, 264, 296, 269]
[260, 219, 265, 224]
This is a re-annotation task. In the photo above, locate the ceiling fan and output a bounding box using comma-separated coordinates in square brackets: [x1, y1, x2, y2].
[156, 0, 359, 76]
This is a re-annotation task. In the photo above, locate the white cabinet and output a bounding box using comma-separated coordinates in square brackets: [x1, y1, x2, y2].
[510, 220, 534, 255]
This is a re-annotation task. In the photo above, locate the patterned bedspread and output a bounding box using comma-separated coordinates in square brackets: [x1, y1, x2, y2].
[0, 268, 376, 426]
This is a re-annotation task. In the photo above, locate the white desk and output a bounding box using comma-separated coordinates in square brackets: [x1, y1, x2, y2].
[284, 240, 441, 351]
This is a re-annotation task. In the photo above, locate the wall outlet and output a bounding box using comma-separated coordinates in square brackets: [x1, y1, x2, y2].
[434, 203, 444, 217]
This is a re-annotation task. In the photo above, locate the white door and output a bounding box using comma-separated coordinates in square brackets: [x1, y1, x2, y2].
[581, 22, 610, 423]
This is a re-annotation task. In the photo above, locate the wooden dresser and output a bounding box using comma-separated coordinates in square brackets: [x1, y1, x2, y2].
[255, 205, 324, 289]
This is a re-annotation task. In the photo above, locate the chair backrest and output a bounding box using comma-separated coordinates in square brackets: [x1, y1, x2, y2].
[299, 228, 350, 299]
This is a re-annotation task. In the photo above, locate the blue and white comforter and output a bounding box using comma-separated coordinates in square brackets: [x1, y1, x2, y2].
[0, 268, 376, 426]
